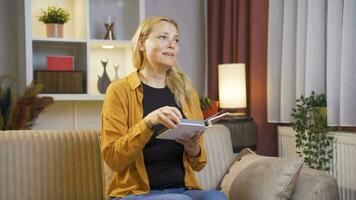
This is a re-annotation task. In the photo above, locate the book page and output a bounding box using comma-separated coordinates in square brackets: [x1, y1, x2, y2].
[156, 111, 229, 140]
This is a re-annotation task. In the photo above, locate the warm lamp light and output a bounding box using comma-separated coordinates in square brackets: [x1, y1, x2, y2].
[218, 63, 247, 114]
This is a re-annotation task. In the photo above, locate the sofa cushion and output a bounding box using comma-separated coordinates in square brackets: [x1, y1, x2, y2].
[0, 130, 104, 200]
[220, 148, 303, 200]
[196, 125, 236, 190]
[292, 167, 340, 200]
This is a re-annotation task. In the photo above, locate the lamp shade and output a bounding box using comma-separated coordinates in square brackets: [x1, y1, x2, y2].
[218, 63, 247, 109]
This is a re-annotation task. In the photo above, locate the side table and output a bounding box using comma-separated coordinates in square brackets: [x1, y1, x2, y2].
[217, 117, 257, 153]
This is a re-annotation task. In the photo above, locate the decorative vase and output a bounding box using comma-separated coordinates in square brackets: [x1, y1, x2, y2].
[104, 16, 116, 40]
[104, 23, 115, 40]
[97, 59, 111, 93]
[113, 64, 120, 81]
[46, 23, 63, 38]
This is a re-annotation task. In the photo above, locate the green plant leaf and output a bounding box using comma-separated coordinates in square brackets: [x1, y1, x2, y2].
[291, 91, 332, 171]
[38, 5, 70, 24]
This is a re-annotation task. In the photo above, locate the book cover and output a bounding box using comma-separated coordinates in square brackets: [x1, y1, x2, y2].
[156, 111, 229, 140]
[47, 55, 74, 71]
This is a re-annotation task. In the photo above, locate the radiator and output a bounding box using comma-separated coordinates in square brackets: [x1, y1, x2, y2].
[278, 127, 356, 200]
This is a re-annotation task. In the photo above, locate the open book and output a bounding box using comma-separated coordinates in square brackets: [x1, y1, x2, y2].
[156, 111, 229, 140]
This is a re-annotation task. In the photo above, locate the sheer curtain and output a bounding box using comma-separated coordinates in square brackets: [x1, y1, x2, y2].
[267, 0, 356, 126]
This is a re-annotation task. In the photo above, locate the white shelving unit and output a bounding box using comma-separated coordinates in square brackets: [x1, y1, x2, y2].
[38, 94, 105, 101]
[22, 0, 145, 101]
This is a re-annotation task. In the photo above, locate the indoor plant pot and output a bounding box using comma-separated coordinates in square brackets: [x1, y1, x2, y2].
[38, 5, 70, 38]
[203, 101, 219, 119]
[200, 97, 219, 119]
[46, 23, 63, 38]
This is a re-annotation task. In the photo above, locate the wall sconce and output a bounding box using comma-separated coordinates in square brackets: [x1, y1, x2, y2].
[218, 63, 247, 116]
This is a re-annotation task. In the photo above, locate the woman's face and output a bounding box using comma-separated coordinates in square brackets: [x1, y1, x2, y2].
[142, 21, 179, 70]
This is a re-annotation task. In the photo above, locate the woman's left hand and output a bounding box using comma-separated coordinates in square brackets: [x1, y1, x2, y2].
[176, 132, 202, 157]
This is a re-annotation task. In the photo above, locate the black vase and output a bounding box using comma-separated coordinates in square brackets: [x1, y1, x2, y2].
[97, 59, 111, 93]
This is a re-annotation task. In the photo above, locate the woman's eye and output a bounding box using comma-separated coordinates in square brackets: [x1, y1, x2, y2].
[159, 35, 166, 40]
[175, 38, 179, 43]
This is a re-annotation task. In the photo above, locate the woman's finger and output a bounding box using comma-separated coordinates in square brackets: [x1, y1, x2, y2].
[170, 107, 183, 119]
[162, 108, 180, 124]
[182, 134, 193, 141]
[191, 132, 202, 143]
[158, 112, 177, 129]
[175, 138, 187, 145]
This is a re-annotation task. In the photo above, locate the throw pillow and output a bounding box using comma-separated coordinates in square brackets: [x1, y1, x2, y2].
[220, 148, 303, 200]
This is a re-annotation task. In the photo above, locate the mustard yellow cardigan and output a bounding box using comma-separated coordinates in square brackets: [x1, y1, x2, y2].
[101, 71, 207, 198]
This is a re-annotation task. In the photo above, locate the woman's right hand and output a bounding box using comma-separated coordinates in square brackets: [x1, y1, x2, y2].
[144, 106, 182, 129]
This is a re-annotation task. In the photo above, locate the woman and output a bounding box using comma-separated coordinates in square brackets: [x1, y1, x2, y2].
[101, 16, 227, 200]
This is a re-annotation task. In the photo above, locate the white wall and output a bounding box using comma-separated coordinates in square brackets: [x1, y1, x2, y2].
[0, 0, 18, 81]
[145, 0, 206, 95]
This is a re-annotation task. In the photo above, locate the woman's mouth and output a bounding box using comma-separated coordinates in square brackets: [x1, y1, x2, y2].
[162, 52, 175, 57]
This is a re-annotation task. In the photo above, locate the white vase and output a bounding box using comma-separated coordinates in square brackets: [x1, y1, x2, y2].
[46, 23, 63, 38]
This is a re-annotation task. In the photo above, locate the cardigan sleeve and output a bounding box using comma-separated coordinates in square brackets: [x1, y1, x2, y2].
[101, 82, 153, 173]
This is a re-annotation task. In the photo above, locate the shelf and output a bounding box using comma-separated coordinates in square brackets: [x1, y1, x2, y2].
[89, 0, 140, 40]
[33, 37, 87, 44]
[39, 94, 105, 101]
[23, 0, 143, 101]
[88, 44, 134, 95]
[89, 39, 132, 48]
[31, 0, 87, 39]
[32, 41, 87, 73]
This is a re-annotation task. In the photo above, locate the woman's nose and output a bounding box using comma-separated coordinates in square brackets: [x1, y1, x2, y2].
[168, 41, 176, 49]
[167, 38, 177, 49]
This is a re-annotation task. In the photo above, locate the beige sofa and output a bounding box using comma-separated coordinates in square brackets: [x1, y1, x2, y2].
[0, 125, 339, 200]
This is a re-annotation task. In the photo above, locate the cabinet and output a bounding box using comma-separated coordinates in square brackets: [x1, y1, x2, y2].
[21, 0, 145, 101]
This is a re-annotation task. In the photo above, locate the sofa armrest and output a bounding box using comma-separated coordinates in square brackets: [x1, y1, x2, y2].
[292, 167, 340, 200]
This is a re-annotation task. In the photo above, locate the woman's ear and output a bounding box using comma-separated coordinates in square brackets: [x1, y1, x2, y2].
[138, 36, 145, 51]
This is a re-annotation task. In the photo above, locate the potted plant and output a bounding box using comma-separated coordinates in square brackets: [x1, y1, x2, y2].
[0, 76, 54, 130]
[200, 96, 219, 119]
[291, 91, 334, 171]
[38, 5, 70, 38]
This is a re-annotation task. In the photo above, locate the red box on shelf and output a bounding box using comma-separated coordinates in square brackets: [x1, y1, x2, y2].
[47, 56, 74, 71]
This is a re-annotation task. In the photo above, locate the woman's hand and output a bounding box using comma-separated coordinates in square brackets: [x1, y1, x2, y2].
[176, 132, 202, 157]
[144, 106, 182, 129]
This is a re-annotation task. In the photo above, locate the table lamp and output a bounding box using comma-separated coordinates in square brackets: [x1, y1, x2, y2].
[218, 63, 247, 117]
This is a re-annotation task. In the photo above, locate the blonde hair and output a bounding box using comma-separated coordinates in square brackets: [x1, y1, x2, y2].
[132, 16, 194, 107]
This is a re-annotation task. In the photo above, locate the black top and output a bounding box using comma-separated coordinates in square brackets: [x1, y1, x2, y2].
[141, 82, 186, 190]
